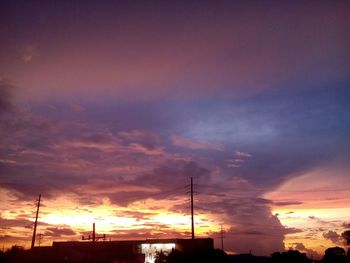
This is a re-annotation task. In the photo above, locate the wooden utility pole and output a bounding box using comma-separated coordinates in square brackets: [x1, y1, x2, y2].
[220, 224, 225, 251]
[82, 223, 105, 242]
[191, 177, 195, 239]
[92, 222, 96, 243]
[31, 194, 41, 249]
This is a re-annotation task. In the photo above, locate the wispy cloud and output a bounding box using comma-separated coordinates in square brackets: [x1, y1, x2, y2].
[235, 150, 252, 158]
[170, 134, 223, 151]
[19, 44, 37, 63]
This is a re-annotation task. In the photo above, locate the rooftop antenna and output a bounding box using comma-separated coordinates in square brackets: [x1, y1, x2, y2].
[31, 194, 41, 249]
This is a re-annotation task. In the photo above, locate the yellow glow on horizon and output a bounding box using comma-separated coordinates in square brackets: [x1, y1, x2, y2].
[0, 189, 220, 250]
[264, 166, 350, 258]
[273, 207, 350, 221]
[0, 194, 219, 236]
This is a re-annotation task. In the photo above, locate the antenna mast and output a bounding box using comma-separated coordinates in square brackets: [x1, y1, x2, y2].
[31, 194, 41, 249]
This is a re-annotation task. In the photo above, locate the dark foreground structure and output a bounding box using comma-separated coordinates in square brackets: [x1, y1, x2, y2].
[22, 238, 213, 263]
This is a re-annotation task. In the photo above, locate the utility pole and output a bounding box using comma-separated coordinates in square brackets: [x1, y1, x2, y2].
[191, 177, 195, 239]
[82, 223, 105, 242]
[92, 222, 96, 243]
[31, 194, 41, 249]
[220, 224, 225, 251]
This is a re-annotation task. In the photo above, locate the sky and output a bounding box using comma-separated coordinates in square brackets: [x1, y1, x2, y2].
[1, 0, 350, 258]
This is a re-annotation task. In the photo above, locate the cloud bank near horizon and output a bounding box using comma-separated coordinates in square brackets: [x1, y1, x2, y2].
[1, 0, 350, 256]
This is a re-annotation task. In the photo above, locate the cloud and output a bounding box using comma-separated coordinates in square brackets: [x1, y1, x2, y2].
[292, 242, 320, 258]
[0, 217, 35, 229]
[223, 209, 286, 255]
[19, 44, 37, 63]
[323, 230, 342, 244]
[191, 187, 288, 255]
[273, 201, 303, 206]
[226, 159, 245, 169]
[1, 82, 349, 254]
[44, 227, 76, 237]
[226, 151, 251, 169]
[0, 0, 349, 255]
[170, 134, 223, 151]
[3, 1, 349, 101]
[109, 228, 189, 240]
[342, 222, 350, 228]
[119, 130, 161, 150]
[102, 160, 211, 207]
[69, 103, 85, 113]
[235, 151, 252, 158]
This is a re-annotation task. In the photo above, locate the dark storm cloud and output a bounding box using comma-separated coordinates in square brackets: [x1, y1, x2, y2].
[44, 227, 76, 237]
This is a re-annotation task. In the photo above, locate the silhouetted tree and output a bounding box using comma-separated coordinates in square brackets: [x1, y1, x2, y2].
[270, 249, 312, 263]
[0, 250, 6, 263]
[342, 230, 350, 245]
[155, 251, 169, 263]
[323, 246, 347, 263]
[3, 246, 26, 263]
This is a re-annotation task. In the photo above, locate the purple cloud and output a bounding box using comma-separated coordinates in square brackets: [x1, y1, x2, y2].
[0, 0, 349, 255]
[323, 231, 342, 244]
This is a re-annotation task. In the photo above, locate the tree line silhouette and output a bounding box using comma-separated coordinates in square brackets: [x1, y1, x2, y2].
[0, 230, 348, 263]
[0, 245, 349, 263]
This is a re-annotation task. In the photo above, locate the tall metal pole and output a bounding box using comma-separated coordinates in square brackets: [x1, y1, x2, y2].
[93, 222, 96, 243]
[221, 224, 224, 251]
[31, 194, 41, 249]
[191, 177, 195, 239]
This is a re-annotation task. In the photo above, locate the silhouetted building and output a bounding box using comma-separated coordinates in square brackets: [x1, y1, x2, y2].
[29, 238, 213, 263]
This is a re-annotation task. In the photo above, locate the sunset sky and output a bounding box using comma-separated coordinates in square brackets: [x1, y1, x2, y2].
[1, 0, 350, 258]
